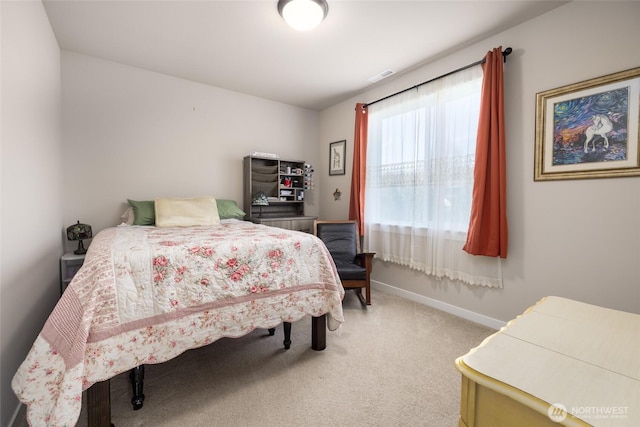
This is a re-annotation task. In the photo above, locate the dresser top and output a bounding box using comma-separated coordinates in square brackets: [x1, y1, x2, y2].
[457, 296, 640, 426]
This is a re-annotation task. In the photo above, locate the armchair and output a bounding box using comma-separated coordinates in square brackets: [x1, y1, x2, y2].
[314, 220, 375, 306]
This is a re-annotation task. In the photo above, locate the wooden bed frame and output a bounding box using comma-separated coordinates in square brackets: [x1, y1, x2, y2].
[86, 315, 327, 427]
[14, 220, 344, 427]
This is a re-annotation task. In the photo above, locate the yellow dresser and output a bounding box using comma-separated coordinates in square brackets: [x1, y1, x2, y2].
[455, 296, 639, 426]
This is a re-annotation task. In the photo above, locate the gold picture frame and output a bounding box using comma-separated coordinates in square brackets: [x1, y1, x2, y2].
[534, 67, 640, 181]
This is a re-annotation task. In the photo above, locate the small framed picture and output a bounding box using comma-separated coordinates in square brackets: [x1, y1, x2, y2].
[534, 67, 640, 181]
[329, 140, 346, 175]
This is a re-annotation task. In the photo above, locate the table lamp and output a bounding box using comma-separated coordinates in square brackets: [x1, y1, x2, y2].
[66, 221, 92, 255]
[252, 191, 269, 218]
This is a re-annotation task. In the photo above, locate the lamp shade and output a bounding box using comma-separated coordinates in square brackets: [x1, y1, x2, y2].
[278, 0, 328, 31]
[252, 192, 270, 206]
[67, 221, 92, 241]
[66, 221, 92, 255]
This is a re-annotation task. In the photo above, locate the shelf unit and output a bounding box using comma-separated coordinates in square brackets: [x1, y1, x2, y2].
[243, 155, 315, 231]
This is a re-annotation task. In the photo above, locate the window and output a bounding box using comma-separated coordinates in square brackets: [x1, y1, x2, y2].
[364, 65, 502, 287]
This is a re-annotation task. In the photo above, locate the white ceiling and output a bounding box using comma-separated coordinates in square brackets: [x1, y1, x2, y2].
[43, 0, 568, 111]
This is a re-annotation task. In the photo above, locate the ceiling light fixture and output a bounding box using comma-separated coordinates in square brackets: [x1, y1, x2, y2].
[278, 0, 329, 31]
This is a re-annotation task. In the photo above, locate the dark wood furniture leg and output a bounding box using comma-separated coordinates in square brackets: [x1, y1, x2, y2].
[87, 379, 113, 427]
[269, 323, 291, 349]
[311, 314, 326, 351]
[129, 365, 145, 410]
[354, 288, 367, 306]
[283, 322, 292, 349]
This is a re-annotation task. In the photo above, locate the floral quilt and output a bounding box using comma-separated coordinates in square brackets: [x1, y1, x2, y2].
[12, 220, 344, 426]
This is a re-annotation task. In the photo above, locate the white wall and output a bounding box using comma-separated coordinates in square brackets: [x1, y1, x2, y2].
[2, 2, 638, 423]
[61, 52, 320, 238]
[0, 1, 63, 425]
[318, 1, 640, 322]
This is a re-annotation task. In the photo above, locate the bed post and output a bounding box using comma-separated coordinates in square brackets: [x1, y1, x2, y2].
[87, 379, 113, 427]
[311, 314, 326, 351]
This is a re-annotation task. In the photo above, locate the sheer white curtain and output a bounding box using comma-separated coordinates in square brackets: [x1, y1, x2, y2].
[364, 65, 502, 288]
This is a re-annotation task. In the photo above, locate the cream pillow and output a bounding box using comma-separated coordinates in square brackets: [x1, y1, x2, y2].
[155, 196, 220, 227]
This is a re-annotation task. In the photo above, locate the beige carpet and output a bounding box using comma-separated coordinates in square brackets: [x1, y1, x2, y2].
[67, 289, 493, 427]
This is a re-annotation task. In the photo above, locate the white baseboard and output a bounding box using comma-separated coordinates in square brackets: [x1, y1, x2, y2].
[371, 280, 506, 330]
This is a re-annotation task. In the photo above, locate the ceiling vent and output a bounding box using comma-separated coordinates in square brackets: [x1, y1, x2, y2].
[368, 69, 395, 83]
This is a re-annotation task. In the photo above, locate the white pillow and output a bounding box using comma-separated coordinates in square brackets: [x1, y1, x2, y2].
[121, 207, 135, 225]
[155, 196, 220, 227]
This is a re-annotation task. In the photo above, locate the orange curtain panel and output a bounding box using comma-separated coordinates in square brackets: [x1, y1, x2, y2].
[463, 47, 508, 258]
[349, 103, 368, 236]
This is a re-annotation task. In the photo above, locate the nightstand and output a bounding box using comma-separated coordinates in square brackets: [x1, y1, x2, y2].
[60, 252, 85, 295]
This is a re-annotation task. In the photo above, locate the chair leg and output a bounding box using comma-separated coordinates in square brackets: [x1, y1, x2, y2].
[354, 288, 367, 307]
[365, 284, 371, 305]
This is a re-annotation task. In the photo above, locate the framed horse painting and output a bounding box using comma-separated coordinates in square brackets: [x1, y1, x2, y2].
[534, 67, 640, 181]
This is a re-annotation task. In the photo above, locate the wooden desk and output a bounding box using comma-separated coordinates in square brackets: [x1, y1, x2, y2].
[455, 296, 639, 427]
[251, 215, 317, 233]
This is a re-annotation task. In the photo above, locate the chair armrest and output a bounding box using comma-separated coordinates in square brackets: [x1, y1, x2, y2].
[355, 252, 375, 274]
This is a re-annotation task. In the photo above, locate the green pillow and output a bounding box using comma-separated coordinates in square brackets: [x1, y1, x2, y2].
[127, 199, 155, 225]
[216, 199, 246, 219]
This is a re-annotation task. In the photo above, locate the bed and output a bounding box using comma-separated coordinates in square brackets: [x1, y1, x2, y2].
[455, 296, 639, 427]
[12, 198, 345, 427]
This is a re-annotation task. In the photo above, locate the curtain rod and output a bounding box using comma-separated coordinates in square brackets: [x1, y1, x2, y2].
[363, 47, 512, 109]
